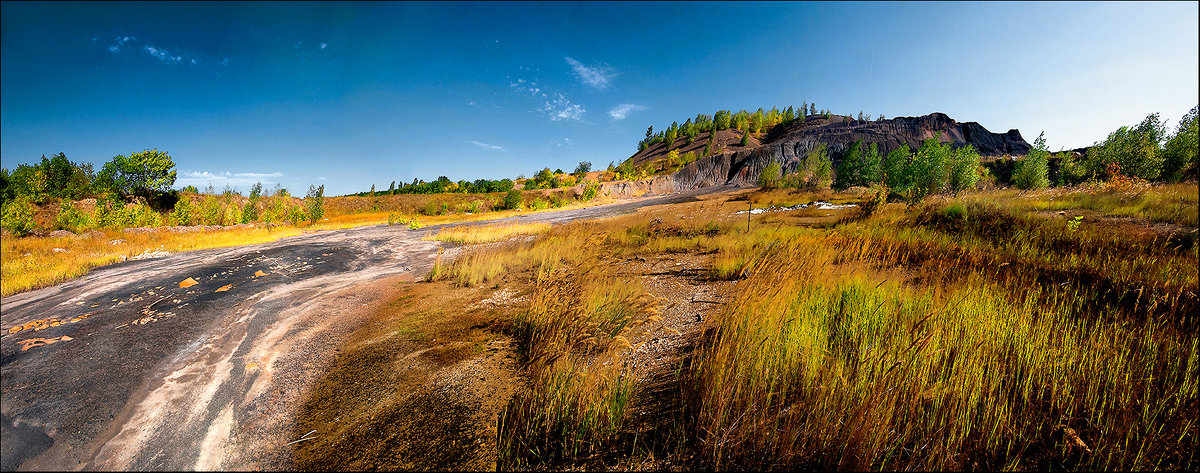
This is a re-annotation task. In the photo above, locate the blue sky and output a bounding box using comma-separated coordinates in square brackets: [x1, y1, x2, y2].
[2, 1, 1197, 196]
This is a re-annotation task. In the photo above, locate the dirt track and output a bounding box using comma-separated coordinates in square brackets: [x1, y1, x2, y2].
[0, 191, 708, 471]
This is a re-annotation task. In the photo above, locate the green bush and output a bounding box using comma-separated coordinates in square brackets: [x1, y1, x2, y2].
[1085, 113, 1168, 181]
[171, 196, 195, 226]
[882, 144, 913, 192]
[1161, 105, 1198, 181]
[1013, 132, 1051, 190]
[911, 136, 952, 195]
[581, 181, 600, 201]
[502, 189, 524, 210]
[2, 197, 36, 236]
[758, 161, 781, 189]
[200, 195, 224, 225]
[54, 200, 90, 233]
[305, 184, 325, 223]
[530, 197, 548, 210]
[946, 145, 980, 193]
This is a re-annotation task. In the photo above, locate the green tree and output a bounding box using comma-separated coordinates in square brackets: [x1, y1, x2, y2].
[1013, 132, 1051, 190]
[834, 140, 880, 189]
[502, 188, 523, 210]
[947, 144, 981, 193]
[739, 131, 750, 147]
[881, 144, 913, 192]
[171, 196, 195, 226]
[242, 181, 263, 223]
[911, 135, 952, 195]
[664, 127, 678, 148]
[305, 184, 325, 223]
[758, 161, 781, 189]
[572, 161, 592, 178]
[714, 110, 731, 130]
[799, 144, 832, 189]
[97, 148, 177, 198]
[2, 197, 36, 236]
[1085, 113, 1168, 180]
[1161, 105, 1198, 181]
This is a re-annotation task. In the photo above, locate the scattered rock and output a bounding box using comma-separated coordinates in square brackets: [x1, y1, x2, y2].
[50, 230, 76, 238]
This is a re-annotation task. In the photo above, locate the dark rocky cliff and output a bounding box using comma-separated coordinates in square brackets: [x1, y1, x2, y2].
[619, 113, 1033, 194]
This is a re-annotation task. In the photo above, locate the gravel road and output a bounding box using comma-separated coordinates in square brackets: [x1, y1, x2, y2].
[0, 191, 705, 471]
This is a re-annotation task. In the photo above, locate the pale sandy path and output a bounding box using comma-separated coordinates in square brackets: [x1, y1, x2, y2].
[0, 190, 707, 471]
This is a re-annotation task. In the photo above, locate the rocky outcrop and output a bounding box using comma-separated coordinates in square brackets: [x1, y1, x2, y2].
[627, 113, 1033, 194]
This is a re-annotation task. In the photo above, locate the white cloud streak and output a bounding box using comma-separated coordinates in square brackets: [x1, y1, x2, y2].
[104, 35, 199, 65]
[468, 140, 505, 151]
[176, 171, 284, 190]
[565, 57, 614, 90]
[608, 103, 647, 120]
[145, 45, 183, 63]
[542, 93, 585, 121]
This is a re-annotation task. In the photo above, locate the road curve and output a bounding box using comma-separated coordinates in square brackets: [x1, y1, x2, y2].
[0, 191, 704, 471]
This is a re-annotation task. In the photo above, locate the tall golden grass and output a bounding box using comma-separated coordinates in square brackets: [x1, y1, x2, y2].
[436, 183, 1198, 469]
[1, 226, 303, 296]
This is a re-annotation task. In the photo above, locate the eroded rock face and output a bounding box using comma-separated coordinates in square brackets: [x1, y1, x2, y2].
[633, 113, 1032, 193]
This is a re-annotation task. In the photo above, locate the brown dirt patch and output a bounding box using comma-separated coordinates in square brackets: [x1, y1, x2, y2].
[291, 280, 520, 471]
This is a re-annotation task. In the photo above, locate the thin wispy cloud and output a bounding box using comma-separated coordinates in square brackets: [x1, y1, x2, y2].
[105, 36, 198, 65]
[510, 76, 583, 122]
[468, 140, 504, 151]
[565, 57, 614, 90]
[510, 78, 545, 98]
[145, 45, 183, 63]
[176, 171, 284, 189]
[608, 103, 647, 120]
[107, 36, 135, 53]
[542, 93, 585, 121]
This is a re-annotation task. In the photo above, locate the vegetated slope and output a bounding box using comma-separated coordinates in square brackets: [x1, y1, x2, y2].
[626, 113, 1032, 191]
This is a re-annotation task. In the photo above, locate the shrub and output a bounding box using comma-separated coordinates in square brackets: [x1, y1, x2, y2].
[200, 195, 224, 225]
[911, 135, 952, 195]
[1085, 113, 1168, 181]
[305, 184, 325, 223]
[171, 196, 195, 226]
[2, 197, 36, 236]
[799, 144, 832, 189]
[503, 189, 524, 210]
[581, 181, 600, 201]
[834, 140, 881, 189]
[947, 144, 980, 193]
[1014, 132, 1051, 190]
[1161, 105, 1198, 181]
[882, 144, 913, 192]
[531, 197, 548, 210]
[54, 200, 90, 233]
[758, 161, 781, 189]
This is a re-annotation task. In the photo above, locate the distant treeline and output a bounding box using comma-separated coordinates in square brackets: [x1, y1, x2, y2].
[637, 102, 875, 152]
[760, 105, 1198, 203]
[1, 148, 327, 236]
[348, 162, 597, 197]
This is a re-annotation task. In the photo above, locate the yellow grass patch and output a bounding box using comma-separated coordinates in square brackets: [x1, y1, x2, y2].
[1, 225, 305, 297]
[423, 222, 552, 245]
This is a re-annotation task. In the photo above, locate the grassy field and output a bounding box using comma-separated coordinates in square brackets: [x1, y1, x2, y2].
[414, 182, 1197, 470]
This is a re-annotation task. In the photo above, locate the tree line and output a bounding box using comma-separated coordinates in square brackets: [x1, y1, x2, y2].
[1, 149, 327, 236]
[636, 103, 880, 153]
[758, 106, 1197, 202]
